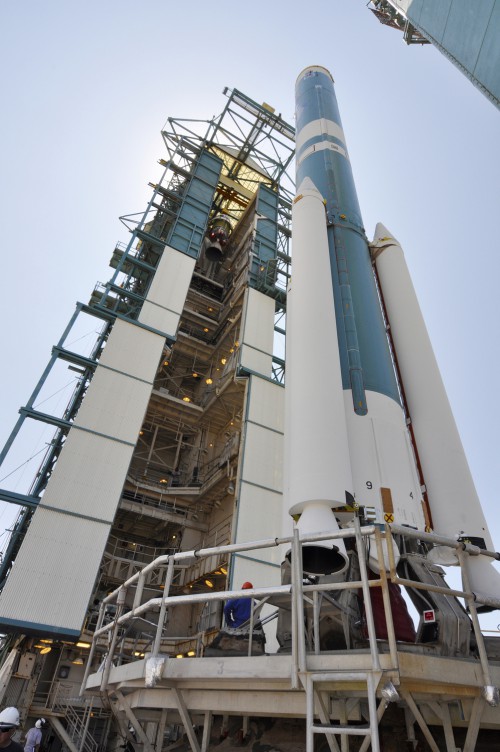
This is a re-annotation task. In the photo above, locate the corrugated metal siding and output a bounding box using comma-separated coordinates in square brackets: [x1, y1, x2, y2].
[239, 288, 275, 376]
[0, 317, 166, 636]
[74, 369, 153, 443]
[246, 376, 284, 434]
[97, 318, 163, 379]
[167, 151, 223, 258]
[233, 376, 284, 561]
[250, 185, 279, 287]
[417, 0, 451, 37]
[395, 0, 500, 107]
[139, 246, 195, 336]
[235, 483, 283, 567]
[241, 422, 283, 495]
[474, 2, 500, 103]
[0, 507, 110, 633]
[38, 431, 135, 518]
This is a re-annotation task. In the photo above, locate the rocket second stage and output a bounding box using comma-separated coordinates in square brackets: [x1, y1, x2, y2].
[284, 66, 426, 573]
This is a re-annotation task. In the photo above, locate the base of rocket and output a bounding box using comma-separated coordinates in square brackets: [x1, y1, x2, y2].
[286, 502, 349, 575]
[342, 390, 425, 532]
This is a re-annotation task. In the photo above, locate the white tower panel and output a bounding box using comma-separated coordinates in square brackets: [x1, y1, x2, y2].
[139, 246, 196, 336]
[0, 296, 186, 635]
[239, 288, 275, 377]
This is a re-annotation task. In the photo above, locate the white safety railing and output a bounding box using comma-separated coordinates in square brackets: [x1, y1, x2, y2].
[80, 521, 498, 699]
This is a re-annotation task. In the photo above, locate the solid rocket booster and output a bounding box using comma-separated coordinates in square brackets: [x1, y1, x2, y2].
[285, 178, 352, 574]
[286, 66, 426, 568]
[372, 224, 500, 607]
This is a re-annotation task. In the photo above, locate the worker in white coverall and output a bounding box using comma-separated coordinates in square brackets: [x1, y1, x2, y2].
[23, 720, 44, 752]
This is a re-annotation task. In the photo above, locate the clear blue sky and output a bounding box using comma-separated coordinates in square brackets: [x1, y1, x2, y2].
[0, 2, 499, 622]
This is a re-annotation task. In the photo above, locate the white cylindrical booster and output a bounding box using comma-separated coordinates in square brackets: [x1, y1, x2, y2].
[372, 223, 500, 605]
[284, 179, 353, 574]
[344, 389, 425, 531]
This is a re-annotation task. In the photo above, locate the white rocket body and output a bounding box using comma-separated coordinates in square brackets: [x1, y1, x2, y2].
[286, 67, 427, 576]
[287, 67, 499, 606]
[372, 223, 500, 604]
[284, 179, 351, 574]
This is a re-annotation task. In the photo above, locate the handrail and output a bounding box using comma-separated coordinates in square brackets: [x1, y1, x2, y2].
[81, 522, 499, 701]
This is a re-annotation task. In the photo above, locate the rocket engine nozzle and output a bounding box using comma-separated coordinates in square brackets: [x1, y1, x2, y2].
[287, 502, 349, 576]
[300, 544, 347, 576]
[205, 216, 232, 262]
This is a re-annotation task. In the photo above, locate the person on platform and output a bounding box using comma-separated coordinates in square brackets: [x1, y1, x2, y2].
[223, 581, 254, 629]
[23, 719, 44, 752]
[0, 707, 23, 752]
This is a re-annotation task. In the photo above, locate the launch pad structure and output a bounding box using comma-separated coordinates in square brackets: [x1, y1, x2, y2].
[0, 72, 499, 752]
[367, 0, 500, 110]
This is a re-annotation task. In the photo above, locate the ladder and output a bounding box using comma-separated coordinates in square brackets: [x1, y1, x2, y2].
[305, 670, 384, 752]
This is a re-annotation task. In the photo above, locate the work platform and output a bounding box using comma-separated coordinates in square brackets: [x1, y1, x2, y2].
[86, 649, 500, 721]
[81, 524, 500, 752]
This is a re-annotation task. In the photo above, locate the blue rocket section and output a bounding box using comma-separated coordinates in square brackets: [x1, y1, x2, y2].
[295, 68, 400, 411]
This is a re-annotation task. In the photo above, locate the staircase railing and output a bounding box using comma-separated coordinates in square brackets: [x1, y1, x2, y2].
[52, 692, 98, 752]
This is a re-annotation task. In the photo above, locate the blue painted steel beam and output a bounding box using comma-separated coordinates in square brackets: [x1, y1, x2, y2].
[0, 490, 39, 508]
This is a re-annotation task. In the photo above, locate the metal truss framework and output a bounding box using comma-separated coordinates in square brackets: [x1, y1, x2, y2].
[368, 0, 431, 44]
[0, 88, 295, 595]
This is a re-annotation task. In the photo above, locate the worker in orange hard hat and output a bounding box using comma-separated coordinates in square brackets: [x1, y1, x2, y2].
[223, 582, 254, 628]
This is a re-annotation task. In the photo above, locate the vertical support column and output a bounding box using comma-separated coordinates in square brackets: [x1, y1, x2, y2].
[366, 673, 381, 752]
[100, 587, 127, 691]
[201, 712, 213, 752]
[152, 556, 175, 657]
[155, 709, 168, 752]
[463, 696, 484, 752]
[354, 519, 381, 672]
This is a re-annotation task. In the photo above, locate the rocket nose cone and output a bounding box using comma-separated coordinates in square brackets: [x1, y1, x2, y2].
[373, 222, 400, 248]
[295, 177, 324, 201]
[296, 177, 318, 193]
[296, 66, 334, 86]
